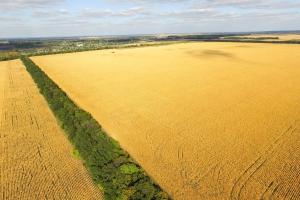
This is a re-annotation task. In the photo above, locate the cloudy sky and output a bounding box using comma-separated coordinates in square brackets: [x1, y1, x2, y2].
[0, 0, 300, 38]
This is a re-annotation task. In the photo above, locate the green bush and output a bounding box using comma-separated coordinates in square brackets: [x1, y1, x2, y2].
[21, 56, 170, 200]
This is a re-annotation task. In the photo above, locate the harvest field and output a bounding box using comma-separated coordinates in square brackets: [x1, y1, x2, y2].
[0, 60, 102, 199]
[32, 42, 300, 199]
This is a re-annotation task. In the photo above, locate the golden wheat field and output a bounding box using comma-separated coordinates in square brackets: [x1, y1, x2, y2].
[0, 60, 102, 199]
[32, 42, 300, 199]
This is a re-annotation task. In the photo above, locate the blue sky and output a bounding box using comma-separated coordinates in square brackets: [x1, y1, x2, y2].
[0, 0, 300, 38]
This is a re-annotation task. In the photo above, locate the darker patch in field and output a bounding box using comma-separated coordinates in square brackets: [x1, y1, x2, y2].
[234, 45, 252, 48]
[202, 50, 233, 57]
[188, 49, 234, 58]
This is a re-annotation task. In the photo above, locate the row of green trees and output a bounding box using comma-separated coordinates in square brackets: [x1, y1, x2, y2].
[1, 41, 177, 62]
[24, 41, 176, 57]
[21, 56, 170, 200]
[223, 36, 279, 40]
[0, 55, 19, 61]
[0, 51, 20, 61]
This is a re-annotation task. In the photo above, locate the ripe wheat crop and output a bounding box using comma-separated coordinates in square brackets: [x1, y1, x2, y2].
[32, 42, 300, 199]
[0, 60, 102, 199]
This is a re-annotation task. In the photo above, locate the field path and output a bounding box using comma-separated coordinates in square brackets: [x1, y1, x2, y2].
[0, 60, 102, 199]
[33, 42, 300, 199]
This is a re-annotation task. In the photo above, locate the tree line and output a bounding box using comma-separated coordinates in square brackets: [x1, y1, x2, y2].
[21, 56, 170, 200]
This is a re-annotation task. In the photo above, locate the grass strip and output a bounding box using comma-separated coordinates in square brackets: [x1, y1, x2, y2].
[21, 56, 170, 200]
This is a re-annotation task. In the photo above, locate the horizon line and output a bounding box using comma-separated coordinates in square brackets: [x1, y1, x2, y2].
[1, 29, 300, 40]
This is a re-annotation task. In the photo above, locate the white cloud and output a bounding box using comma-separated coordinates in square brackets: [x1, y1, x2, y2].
[0, 0, 65, 10]
[0, 0, 299, 38]
[195, 0, 300, 9]
[80, 6, 148, 18]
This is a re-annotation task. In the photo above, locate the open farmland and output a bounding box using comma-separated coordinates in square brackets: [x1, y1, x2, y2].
[0, 60, 102, 199]
[228, 34, 300, 42]
[32, 42, 300, 199]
